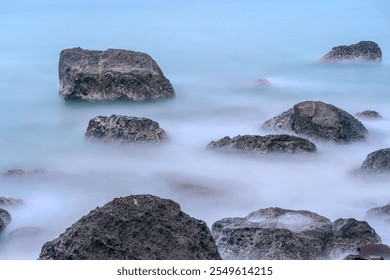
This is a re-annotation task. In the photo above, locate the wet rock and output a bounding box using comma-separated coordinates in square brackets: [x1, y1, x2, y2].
[365, 202, 390, 224]
[59, 47, 175, 101]
[344, 254, 383, 260]
[38, 194, 221, 260]
[262, 101, 367, 143]
[355, 110, 382, 119]
[0, 208, 12, 232]
[207, 134, 317, 154]
[321, 41, 382, 62]
[360, 148, 390, 174]
[0, 197, 23, 207]
[212, 207, 381, 260]
[85, 114, 167, 143]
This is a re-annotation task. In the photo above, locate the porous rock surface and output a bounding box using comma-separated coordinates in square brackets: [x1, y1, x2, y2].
[85, 114, 167, 143]
[212, 207, 381, 260]
[321, 41, 382, 62]
[59, 47, 175, 101]
[262, 101, 367, 143]
[207, 134, 317, 154]
[360, 148, 390, 174]
[38, 195, 221, 260]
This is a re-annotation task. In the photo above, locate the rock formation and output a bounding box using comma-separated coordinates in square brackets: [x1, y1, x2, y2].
[321, 41, 382, 62]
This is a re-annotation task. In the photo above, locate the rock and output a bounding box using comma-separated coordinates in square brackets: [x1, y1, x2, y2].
[321, 41, 382, 62]
[8, 227, 42, 241]
[207, 134, 317, 154]
[262, 101, 368, 143]
[212, 207, 381, 260]
[38, 194, 221, 260]
[255, 78, 271, 88]
[365, 202, 390, 224]
[0, 208, 12, 232]
[85, 114, 167, 143]
[3, 169, 44, 177]
[355, 110, 382, 119]
[327, 218, 381, 257]
[59, 47, 175, 101]
[344, 254, 383, 260]
[357, 244, 390, 260]
[360, 148, 390, 174]
[0, 197, 23, 206]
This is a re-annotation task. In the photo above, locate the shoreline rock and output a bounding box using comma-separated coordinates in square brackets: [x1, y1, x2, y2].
[355, 110, 382, 119]
[59, 47, 175, 101]
[360, 148, 390, 174]
[0, 208, 12, 233]
[85, 114, 167, 143]
[321, 41, 382, 62]
[38, 194, 221, 260]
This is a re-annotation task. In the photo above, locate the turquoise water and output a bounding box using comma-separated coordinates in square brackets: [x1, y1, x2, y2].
[0, 0, 390, 259]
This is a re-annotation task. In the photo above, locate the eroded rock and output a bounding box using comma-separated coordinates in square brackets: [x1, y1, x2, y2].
[321, 41, 382, 62]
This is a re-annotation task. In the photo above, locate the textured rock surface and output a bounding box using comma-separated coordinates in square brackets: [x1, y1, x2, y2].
[85, 114, 167, 143]
[262, 101, 367, 143]
[360, 148, 390, 174]
[207, 134, 317, 154]
[59, 48, 175, 101]
[321, 41, 382, 62]
[355, 110, 382, 119]
[212, 207, 381, 260]
[38, 195, 221, 260]
[0, 208, 12, 233]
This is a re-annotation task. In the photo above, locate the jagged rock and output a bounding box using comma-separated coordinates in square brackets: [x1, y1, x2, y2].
[355, 110, 382, 119]
[59, 47, 175, 101]
[207, 134, 317, 154]
[212, 207, 381, 260]
[38, 194, 221, 260]
[0, 197, 23, 206]
[321, 41, 382, 62]
[0, 208, 12, 233]
[365, 203, 390, 224]
[85, 115, 167, 143]
[262, 101, 367, 143]
[360, 148, 390, 174]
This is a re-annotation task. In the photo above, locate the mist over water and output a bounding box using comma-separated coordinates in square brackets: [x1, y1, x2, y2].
[1, 0, 390, 259]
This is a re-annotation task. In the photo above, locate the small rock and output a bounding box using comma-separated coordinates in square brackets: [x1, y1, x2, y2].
[321, 41, 382, 62]
[207, 134, 317, 154]
[85, 114, 167, 143]
[365, 202, 390, 224]
[8, 227, 42, 241]
[254, 78, 271, 88]
[0, 208, 12, 232]
[0, 197, 23, 207]
[355, 110, 382, 119]
[360, 148, 390, 174]
[3, 169, 44, 177]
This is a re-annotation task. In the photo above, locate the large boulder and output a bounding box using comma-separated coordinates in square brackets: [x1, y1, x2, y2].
[38, 195, 221, 260]
[59, 48, 175, 101]
[212, 207, 381, 260]
[262, 101, 367, 143]
[321, 41, 382, 62]
[360, 148, 390, 174]
[207, 134, 317, 154]
[85, 114, 167, 143]
[0, 208, 12, 233]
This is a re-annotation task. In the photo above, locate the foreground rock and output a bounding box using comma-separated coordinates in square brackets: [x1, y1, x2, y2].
[39, 195, 221, 260]
[365, 202, 390, 224]
[355, 110, 382, 119]
[344, 244, 390, 260]
[321, 41, 382, 62]
[0, 208, 12, 233]
[59, 47, 175, 101]
[262, 101, 367, 143]
[360, 148, 390, 174]
[207, 134, 317, 154]
[212, 207, 381, 260]
[85, 115, 167, 143]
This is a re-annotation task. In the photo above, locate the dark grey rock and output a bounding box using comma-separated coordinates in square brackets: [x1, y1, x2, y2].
[212, 208, 381, 260]
[344, 254, 383, 260]
[365, 202, 390, 224]
[0, 208, 12, 232]
[355, 110, 382, 119]
[262, 101, 367, 143]
[59, 47, 175, 101]
[207, 134, 317, 154]
[321, 41, 382, 62]
[360, 148, 390, 174]
[85, 114, 167, 143]
[38, 194, 221, 260]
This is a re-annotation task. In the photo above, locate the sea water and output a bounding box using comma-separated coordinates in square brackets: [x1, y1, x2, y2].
[0, 0, 390, 259]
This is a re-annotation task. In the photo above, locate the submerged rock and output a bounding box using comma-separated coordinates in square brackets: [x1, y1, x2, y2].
[365, 202, 390, 224]
[0, 197, 23, 207]
[360, 148, 390, 174]
[3, 169, 44, 177]
[59, 47, 175, 101]
[262, 101, 367, 143]
[355, 110, 382, 119]
[321, 41, 382, 62]
[212, 207, 381, 260]
[85, 114, 167, 143]
[0, 208, 12, 233]
[38, 194, 221, 260]
[8, 227, 42, 241]
[254, 78, 271, 88]
[207, 134, 317, 154]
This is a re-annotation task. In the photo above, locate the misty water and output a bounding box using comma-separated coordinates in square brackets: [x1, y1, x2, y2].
[1, 0, 390, 259]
